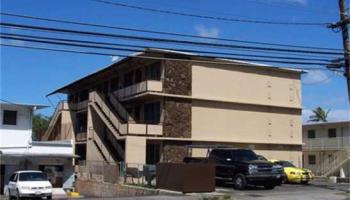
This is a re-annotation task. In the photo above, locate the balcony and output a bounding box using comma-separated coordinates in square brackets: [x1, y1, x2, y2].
[68, 100, 89, 110]
[113, 80, 162, 100]
[303, 137, 350, 150]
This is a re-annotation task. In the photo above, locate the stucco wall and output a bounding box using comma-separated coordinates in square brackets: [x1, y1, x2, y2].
[192, 100, 302, 145]
[0, 104, 33, 147]
[303, 122, 350, 139]
[192, 63, 301, 108]
[125, 136, 146, 164]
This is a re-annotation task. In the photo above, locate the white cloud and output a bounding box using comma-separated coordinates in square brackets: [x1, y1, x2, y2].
[195, 25, 220, 38]
[302, 70, 331, 84]
[111, 56, 120, 62]
[302, 108, 350, 123]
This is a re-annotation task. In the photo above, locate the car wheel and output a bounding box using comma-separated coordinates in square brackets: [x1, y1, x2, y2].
[233, 173, 247, 190]
[301, 181, 309, 185]
[15, 189, 21, 200]
[8, 189, 13, 200]
[264, 184, 276, 190]
[282, 174, 288, 184]
[46, 195, 52, 200]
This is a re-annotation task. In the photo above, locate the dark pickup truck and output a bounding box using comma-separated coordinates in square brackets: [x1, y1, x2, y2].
[184, 148, 283, 190]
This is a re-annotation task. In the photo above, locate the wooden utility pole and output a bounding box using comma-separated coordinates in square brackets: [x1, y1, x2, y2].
[329, 0, 350, 102]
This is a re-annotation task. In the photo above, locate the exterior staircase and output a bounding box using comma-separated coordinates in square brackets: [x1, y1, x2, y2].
[88, 91, 133, 162]
[320, 150, 350, 177]
[42, 101, 66, 140]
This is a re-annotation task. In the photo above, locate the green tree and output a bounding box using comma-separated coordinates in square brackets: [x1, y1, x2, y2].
[308, 107, 330, 122]
[32, 114, 50, 140]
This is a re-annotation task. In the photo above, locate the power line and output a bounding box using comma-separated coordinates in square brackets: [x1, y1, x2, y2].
[0, 32, 335, 62]
[0, 35, 335, 66]
[0, 12, 341, 51]
[1, 43, 342, 72]
[0, 22, 344, 56]
[91, 0, 328, 26]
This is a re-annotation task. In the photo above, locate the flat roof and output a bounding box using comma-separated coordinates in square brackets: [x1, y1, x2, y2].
[48, 48, 304, 96]
[303, 120, 350, 127]
[0, 102, 48, 110]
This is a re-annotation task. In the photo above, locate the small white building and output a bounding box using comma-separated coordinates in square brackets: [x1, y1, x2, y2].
[302, 120, 350, 177]
[0, 102, 75, 194]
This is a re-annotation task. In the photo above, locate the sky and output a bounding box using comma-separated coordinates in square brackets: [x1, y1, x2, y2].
[0, 0, 349, 122]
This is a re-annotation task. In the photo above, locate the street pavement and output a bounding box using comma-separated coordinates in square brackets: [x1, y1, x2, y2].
[71, 182, 350, 200]
[1, 182, 349, 200]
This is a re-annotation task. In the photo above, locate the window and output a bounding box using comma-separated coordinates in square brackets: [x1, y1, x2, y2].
[328, 128, 337, 138]
[146, 143, 160, 164]
[308, 155, 316, 165]
[135, 68, 143, 83]
[307, 130, 316, 139]
[3, 110, 17, 125]
[78, 89, 89, 102]
[76, 112, 87, 133]
[146, 63, 161, 81]
[9, 173, 17, 182]
[134, 106, 141, 121]
[110, 77, 119, 91]
[144, 102, 160, 124]
[124, 71, 134, 87]
[233, 150, 258, 162]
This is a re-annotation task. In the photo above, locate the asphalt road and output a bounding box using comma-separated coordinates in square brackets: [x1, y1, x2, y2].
[1, 182, 349, 200]
[74, 182, 350, 200]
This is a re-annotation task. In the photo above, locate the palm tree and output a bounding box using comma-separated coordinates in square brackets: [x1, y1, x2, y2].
[308, 107, 330, 122]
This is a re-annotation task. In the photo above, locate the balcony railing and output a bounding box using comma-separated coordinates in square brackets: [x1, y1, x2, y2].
[303, 137, 350, 150]
[113, 80, 162, 100]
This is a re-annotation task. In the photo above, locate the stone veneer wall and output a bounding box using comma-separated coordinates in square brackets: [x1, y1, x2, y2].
[162, 141, 190, 163]
[162, 60, 191, 95]
[163, 98, 191, 138]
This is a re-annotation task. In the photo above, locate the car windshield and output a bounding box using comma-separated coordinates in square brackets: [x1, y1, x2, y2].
[19, 172, 48, 181]
[279, 161, 295, 167]
[235, 150, 258, 161]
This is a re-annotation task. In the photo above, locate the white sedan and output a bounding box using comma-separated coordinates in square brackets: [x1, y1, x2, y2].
[7, 170, 52, 200]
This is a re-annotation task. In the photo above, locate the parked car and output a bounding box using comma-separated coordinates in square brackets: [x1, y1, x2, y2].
[184, 148, 283, 190]
[269, 160, 314, 184]
[7, 170, 52, 200]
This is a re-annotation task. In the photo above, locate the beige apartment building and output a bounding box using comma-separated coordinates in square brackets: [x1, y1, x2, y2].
[303, 121, 350, 177]
[43, 49, 303, 166]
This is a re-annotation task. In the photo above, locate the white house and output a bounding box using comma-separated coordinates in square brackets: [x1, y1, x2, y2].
[302, 120, 350, 177]
[0, 102, 75, 194]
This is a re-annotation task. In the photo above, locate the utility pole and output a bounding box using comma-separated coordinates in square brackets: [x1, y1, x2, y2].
[328, 0, 350, 102]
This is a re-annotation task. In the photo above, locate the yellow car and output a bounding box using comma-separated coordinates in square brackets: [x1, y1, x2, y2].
[269, 160, 314, 184]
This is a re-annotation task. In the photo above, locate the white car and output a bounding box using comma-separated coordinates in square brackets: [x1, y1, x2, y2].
[7, 170, 52, 200]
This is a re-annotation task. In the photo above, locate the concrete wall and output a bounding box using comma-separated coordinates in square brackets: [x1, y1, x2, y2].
[0, 104, 33, 147]
[192, 100, 302, 145]
[192, 63, 301, 109]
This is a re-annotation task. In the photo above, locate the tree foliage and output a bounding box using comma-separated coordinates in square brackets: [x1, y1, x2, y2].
[32, 113, 50, 140]
[308, 107, 330, 122]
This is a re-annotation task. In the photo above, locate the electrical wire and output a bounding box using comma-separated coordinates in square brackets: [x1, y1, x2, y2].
[1, 43, 342, 72]
[0, 22, 344, 56]
[91, 0, 328, 26]
[0, 32, 335, 62]
[0, 12, 341, 51]
[0, 35, 336, 66]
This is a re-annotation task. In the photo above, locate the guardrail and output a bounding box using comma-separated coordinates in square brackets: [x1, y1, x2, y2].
[303, 137, 350, 150]
[114, 80, 162, 100]
[90, 91, 163, 136]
